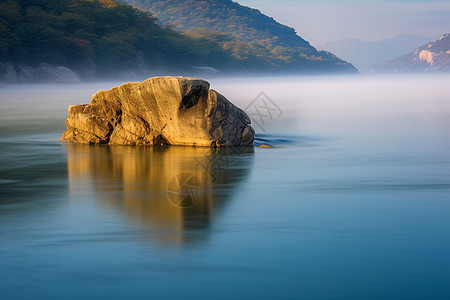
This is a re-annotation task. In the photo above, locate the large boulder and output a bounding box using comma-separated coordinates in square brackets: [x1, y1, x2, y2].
[61, 76, 254, 146]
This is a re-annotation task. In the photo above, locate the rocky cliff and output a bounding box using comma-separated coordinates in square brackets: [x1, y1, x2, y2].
[371, 34, 450, 73]
[61, 76, 254, 146]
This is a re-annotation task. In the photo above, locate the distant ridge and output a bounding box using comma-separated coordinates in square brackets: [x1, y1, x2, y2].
[371, 34, 450, 73]
[120, 0, 357, 73]
[324, 34, 433, 72]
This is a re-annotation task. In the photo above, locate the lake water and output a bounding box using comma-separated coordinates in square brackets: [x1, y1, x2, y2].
[1, 75, 450, 299]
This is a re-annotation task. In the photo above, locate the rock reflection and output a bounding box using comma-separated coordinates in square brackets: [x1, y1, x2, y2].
[65, 144, 253, 245]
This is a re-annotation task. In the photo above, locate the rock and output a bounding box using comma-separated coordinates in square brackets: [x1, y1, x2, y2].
[371, 34, 450, 73]
[61, 76, 254, 147]
[16, 64, 35, 82]
[36, 63, 81, 83]
[1, 62, 17, 82]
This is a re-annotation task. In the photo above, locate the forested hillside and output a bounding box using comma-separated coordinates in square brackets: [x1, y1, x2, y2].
[1, 0, 356, 82]
[120, 0, 357, 73]
[123, 0, 310, 49]
[0, 0, 238, 81]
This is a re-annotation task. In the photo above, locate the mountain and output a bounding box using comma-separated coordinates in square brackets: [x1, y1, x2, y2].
[119, 0, 357, 73]
[122, 0, 310, 49]
[323, 34, 433, 72]
[371, 34, 450, 73]
[0, 0, 356, 83]
[0, 0, 242, 82]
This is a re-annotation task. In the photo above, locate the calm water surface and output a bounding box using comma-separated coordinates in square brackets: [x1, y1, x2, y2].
[1, 75, 450, 299]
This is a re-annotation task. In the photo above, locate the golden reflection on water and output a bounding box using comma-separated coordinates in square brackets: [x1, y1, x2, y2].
[65, 144, 253, 245]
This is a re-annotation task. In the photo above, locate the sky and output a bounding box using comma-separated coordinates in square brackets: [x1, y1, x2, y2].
[237, 0, 450, 46]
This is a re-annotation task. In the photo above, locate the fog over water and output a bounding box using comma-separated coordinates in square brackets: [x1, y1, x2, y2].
[1, 75, 450, 299]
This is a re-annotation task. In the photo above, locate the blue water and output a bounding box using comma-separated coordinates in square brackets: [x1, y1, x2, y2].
[1, 75, 450, 299]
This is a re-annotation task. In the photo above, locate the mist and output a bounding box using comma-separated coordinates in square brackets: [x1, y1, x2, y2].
[2, 74, 450, 298]
[2, 74, 449, 137]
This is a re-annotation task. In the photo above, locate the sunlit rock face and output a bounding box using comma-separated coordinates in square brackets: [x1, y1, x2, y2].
[61, 76, 254, 146]
[371, 34, 450, 73]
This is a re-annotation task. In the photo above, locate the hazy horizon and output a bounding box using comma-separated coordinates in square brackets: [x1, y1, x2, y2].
[237, 0, 450, 47]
